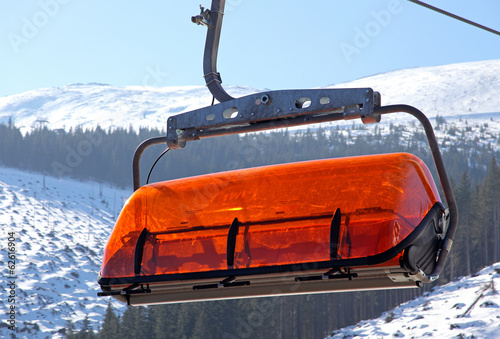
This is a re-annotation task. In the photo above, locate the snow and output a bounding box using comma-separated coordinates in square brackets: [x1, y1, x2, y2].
[327, 264, 500, 338]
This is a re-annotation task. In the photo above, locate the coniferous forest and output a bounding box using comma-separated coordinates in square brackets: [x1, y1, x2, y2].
[1, 119, 500, 338]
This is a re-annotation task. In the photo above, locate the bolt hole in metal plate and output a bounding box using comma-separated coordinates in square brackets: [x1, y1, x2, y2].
[320, 97, 331, 105]
[223, 107, 239, 119]
[205, 113, 215, 121]
[295, 97, 312, 109]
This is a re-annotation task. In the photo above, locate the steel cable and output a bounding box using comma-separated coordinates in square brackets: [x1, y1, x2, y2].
[408, 0, 500, 37]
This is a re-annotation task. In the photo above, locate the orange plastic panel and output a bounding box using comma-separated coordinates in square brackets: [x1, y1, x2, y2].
[101, 153, 440, 279]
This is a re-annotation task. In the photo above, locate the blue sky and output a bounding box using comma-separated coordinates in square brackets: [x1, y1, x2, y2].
[1, 0, 499, 97]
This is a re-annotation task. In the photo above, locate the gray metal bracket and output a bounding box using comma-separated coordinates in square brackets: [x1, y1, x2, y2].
[166, 88, 381, 149]
[191, 5, 215, 28]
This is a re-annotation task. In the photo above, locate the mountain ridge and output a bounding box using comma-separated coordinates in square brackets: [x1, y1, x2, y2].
[0, 59, 499, 135]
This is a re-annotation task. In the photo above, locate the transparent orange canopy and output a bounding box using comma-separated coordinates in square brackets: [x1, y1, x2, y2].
[100, 153, 440, 280]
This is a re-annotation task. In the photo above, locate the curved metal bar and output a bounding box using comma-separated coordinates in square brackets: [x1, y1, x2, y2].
[131, 104, 456, 283]
[132, 136, 168, 191]
[202, 0, 234, 103]
[375, 104, 458, 282]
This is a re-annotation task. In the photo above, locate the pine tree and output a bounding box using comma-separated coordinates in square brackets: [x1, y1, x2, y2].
[99, 303, 120, 339]
[484, 158, 500, 262]
[118, 306, 145, 338]
[455, 172, 472, 276]
[76, 315, 96, 339]
[65, 319, 76, 338]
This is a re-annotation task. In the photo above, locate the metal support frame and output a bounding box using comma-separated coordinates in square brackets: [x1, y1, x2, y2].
[166, 88, 381, 149]
[132, 136, 167, 191]
[375, 105, 458, 283]
[192, 0, 234, 102]
[128, 0, 457, 283]
[131, 99, 457, 282]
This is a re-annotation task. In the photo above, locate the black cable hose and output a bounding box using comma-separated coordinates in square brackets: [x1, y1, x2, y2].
[146, 148, 170, 185]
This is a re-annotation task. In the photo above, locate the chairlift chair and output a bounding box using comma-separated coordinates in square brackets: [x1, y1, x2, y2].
[97, 0, 458, 306]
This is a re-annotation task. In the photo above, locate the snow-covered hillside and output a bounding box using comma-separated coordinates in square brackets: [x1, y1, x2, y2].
[327, 264, 500, 338]
[0, 167, 129, 338]
[0, 59, 499, 135]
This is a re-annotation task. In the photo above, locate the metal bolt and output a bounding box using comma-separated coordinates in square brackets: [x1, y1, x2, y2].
[169, 126, 173, 129]
[366, 98, 370, 102]
[289, 107, 293, 111]
[239, 114, 243, 118]
[192, 133, 196, 137]
[251, 112, 255, 116]
[277, 109, 281, 113]
[261, 94, 270, 105]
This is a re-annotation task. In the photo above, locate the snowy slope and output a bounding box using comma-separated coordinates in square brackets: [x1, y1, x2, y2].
[0, 60, 499, 135]
[327, 264, 500, 338]
[0, 167, 129, 338]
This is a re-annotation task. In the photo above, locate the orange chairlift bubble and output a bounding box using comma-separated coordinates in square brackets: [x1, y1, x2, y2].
[97, 1, 457, 305]
[98, 153, 452, 305]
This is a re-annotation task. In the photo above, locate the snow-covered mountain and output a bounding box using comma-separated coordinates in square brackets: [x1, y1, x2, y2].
[0, 84, 259, 134]
[0, 59, 499, 135]
[0, 167, 129, 338]
[327, 264, 500, 338]
[329, 59, 500, 119]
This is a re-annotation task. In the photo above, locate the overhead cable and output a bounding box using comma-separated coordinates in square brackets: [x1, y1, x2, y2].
[408, 0, 500, 37]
